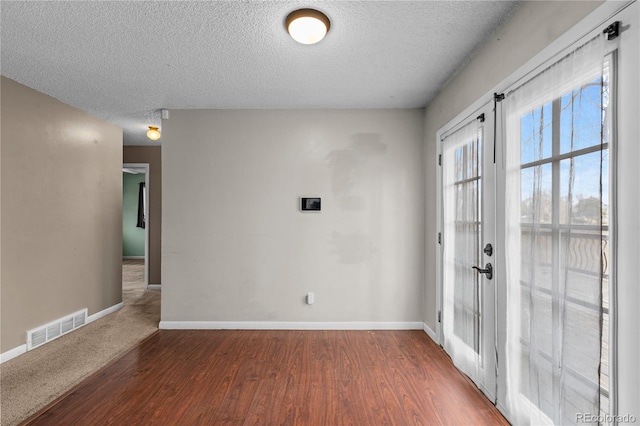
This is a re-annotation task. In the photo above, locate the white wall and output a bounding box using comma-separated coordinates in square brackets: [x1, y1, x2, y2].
[161, 109, 424, 326]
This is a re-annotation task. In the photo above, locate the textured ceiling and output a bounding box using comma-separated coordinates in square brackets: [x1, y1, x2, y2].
[1, 1, 519, 145]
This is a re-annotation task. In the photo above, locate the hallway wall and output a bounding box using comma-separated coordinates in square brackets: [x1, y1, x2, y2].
[1, 76, 123, 352]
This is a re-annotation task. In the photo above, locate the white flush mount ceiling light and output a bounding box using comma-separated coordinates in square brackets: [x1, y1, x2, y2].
[146, 126, 161, 141]
[286, 9, 331, 45]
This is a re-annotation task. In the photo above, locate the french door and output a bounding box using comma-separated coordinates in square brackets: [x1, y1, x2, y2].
[440, 101, 496, 401]
[436, 3, 639, 423]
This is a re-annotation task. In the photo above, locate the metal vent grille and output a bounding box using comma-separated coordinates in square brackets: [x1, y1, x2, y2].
[74, 312, 86, 327]
[61, 317, 74, 334]
[27, 308, 88, 351]
[46, 323, 61, 340]
[30, 328, 47, 348]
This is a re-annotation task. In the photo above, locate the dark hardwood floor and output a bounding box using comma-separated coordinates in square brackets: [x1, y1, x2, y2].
[24, 330, 508, 425]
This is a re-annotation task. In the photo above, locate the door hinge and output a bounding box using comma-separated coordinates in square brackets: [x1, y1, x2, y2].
[438, 311, 442, 323]
[438, 232, 442, 245]
[477, 113, 485, 123]
[438, 154, 442, 166]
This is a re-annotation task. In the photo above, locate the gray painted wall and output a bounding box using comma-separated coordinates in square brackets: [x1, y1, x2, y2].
[162, 109, 425, 324]
[1, 76, 123, 352]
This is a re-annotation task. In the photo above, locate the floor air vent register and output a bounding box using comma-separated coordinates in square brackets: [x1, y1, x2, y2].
[26, 309, 88, 350]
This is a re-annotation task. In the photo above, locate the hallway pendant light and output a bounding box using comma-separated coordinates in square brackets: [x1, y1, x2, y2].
[286, 9, 330, 45]
[146, 126, 161, 141]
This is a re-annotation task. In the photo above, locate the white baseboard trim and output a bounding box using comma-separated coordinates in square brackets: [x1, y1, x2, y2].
[159, 321, 424, 331]
[423, 322, 437, 342]
[123, 256, 145, 260]
[87, 302, 124, 323]
[147, 284, 161, 290]
[1, 344, 27, 364]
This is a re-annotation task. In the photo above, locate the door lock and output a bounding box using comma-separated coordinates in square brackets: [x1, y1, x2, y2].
[483, 243, 493, 257]
[472, 263, 493, 280]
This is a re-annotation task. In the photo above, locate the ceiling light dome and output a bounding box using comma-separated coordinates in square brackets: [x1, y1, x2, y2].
[146, 126, 161, 141]
[286, 9, 331, 45]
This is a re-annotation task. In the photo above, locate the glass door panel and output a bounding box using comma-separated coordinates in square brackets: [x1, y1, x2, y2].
[441, 102, 496, 400]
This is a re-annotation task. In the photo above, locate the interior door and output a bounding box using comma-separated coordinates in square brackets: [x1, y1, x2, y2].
[440, 101, 496, 401]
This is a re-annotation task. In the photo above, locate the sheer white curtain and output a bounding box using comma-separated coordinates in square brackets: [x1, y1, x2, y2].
[502, 35, 607, 425]
[442, 120, 483, 381]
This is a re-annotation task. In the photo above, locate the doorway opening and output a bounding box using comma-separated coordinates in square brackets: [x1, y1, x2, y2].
[123, 163, 150, 291]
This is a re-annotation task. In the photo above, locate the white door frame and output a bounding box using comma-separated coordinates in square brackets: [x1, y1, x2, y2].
[123, 162, 150, 289]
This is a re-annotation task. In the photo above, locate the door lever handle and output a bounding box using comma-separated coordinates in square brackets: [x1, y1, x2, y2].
[472, 263, 493, 280]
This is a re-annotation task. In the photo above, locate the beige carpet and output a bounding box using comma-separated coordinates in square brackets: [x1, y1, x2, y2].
[0, 260, 160, 426]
